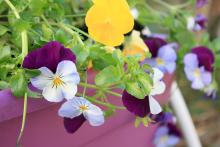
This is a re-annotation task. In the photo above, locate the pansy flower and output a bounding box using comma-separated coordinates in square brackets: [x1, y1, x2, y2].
[123, 30, 149, 61]
[85, 0, 134, 46]
[149, 112, 175, 124]
[58, 97, 104, 133]
[23, 41, 80, 102]
[153, 123, 181, 147]
[187, 14, 207, 31]
[143, 38, 177, 74]
[184, 46, 214, 90]
[30, 60, 80, 102]
[196, 0, 208, 8]
[122, 68, 165, 117]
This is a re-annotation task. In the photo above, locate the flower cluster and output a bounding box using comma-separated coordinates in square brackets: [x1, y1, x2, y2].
[23, 41, 105, 133]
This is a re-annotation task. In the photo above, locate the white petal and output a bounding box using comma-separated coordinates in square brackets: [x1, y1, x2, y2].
[30, 67, 54, 90]
[84, 104, 104, 126]
[61, 73, 80, 85]
[61, 82, 78, 100]
[152, 68, 164, 83]
[149, 96, 162, 115]
[42, 85, 64, 102]
[56, 60, 80, 84]
[58, 99, 82, 119]
[151, 81, 166, 96]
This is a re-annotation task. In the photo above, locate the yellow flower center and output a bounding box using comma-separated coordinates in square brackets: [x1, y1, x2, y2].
[156, 58, 164, 65]
[52, 76, 64, 87]
[79, 105, 89, 111]
[194, 68, 201, 77]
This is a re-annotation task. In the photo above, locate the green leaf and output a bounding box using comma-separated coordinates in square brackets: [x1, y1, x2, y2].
[72, 45, 89, 64]
[24, 68, 41, 78]
[10, 70, 27, 97]
[29, 0, 48, 16]
[137, 73, 152, 96]
[55, 29, 71, 44]
[0, 25, 8, 36]
[13, 19, 31, 32]
[125, 81, 145, 99]
[0, 81, 9, 89]
[42, 24, 53, 40]
[0, 46, 11, 62]
[95, 65, 121, 86]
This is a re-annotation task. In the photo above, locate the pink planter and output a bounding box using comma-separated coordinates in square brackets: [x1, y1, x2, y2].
[0, 70, 173, 147]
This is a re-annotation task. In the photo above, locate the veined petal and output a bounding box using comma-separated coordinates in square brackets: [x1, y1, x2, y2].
[84, 104, 104, 126]
[149, 96, 162, 115]
[30, 67, 54, 90]
[151, 81, 166, 96]
[58, 100, 82, 119]
[56, 60, 79, 82]
[42, 85, 63, 102]
[61, 83, 77, 100]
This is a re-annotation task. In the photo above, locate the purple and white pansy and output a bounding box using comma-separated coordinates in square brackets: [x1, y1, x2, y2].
[153, 123, 181, 147]
[30, 60, 80, 102]
[183, 46, 214, 90]
[58, 97, 104, 133]
[143, 37, 177, 74]
[187, 14, 207, 31]
[122, 68, 165, 117]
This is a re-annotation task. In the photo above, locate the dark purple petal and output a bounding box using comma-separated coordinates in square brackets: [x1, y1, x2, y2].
[195, 14, 207, 29]
[122, 91, 150, 118]
[23, 41, 76, 73]
[166, 123, 182, 137]
[149, 112, 174, 124]
[63, 115, 86, 134]
[144, 38, 167, 58]
[196, 0, 208, 8]
[191, 46, 214, 72]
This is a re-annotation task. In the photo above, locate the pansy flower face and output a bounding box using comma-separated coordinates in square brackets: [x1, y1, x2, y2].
[58, 97, 104, 133]
[85, 0, 134, 46]
[184, 53, 212, 90]
[122, 68, 165, 117]
[153, 123, 181, 147]
[123, 30, 149, 61]
[187, 14, 207, 32]
[144, 38, 177, 74]
[30, 60, 80, 102]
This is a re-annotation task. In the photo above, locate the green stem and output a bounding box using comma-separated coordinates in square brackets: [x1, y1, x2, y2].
[4, 0, 28, 61]
[41, 15, 53, 29]
[67, 25, 91, 39]
[76, 93, 125, 110]
[16, 93, 28, 147]
[64, 13, 86, 18]
[79, 82, 122, 98]
[58, 23, 84, 46]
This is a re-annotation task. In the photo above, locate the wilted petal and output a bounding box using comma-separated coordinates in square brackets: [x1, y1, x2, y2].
[149, 96, 162, 115]
[30, 67, 53, 90]
[63, 115, 86, 134]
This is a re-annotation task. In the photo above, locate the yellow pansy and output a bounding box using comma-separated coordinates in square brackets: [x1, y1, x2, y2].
[85, 0, 134, 46]
[123, 30, 149, 61]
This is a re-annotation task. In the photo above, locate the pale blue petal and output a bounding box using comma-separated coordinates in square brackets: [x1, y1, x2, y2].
[164, 62, 176, 74]
[143, 59, 157, 67]
[58, 99, 82, 119]
[30, 67, 54, 90]
[84, 104, 104, 126]
[191, 78, 204, 89]
[184, 53, 199, 69]
[61, 83, 77, 100]
[167, 135, 180, 146]
[56, 60, 80, 84]
[158, 44, 177, 61]
[42, 85, 64, 102]
[200, 68, 212, 85]
[184, 67, 195, 81]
